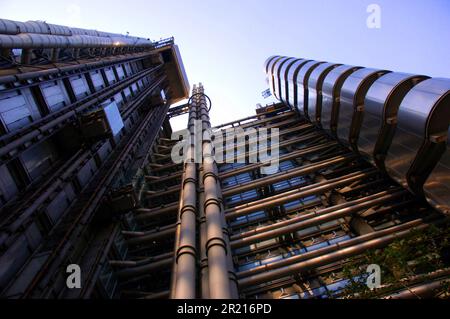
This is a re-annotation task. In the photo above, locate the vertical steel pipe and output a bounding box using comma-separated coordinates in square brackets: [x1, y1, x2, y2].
[216, 181, 239, 299]
[172, 87, 199, 299]
[198, 84, 234, 299]
[199, 174, 210, 298]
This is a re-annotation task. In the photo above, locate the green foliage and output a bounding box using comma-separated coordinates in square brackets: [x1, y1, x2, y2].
[340, 224, 450, 299]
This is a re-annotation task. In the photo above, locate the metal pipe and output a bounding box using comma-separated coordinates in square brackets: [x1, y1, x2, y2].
[155, 132, 324, 165]
[142, 290, 171, 299]
[225, 169, 378, 220]
[122, 223, 176, 238]
[0, 19, 154, 49]
[382, 268, 450, 299]
[220, 111, 296, 131]
[238, 221, 428, 288]
[236, 218, 426, 279]
[172, 86, 199, 299]
[215, 122, 313, 155]
[134, 203, 178, 220]
[0, 50, 153, 85]
[169, 195, 183, 299]
[145, 185, 181, 199]
[109, 251, 173, 268]
[115, 257, 173, 279]
[199, 84, 233, 299]
[199, 175, 210, 298]
[0, 66, 162, 159]
[231, 189, 407, 249]
[22, 100, 166, 297]
[212, 106, 289, 130]
[218, 141, 337, 179]
[230, 188, 395, 242]
[216, 180, 239, 299]
[223, 154, 356, 197]
[1, 77, 162, 240]
[229, 131, 324, 164]
[145, 171, 183, 183]
[150, 162, 182, 173]
[384, 279, 450, 299]
[126, 226, 177, 245]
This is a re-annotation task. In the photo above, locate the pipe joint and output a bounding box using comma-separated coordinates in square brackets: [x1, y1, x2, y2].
[176, 245, 197, 263]
[203, 171, 219, 182]
[206, 237, 228, 255]
[204, 197, 221, 210]
[183, 176, 196, 186]
[200, 259, 209, 269]
[180, 205, 196, 217]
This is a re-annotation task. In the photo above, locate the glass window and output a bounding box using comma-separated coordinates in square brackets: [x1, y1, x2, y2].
[329, 235, 351, 245]
[237, 261, 260, 272]
[283, 199, 302, 211]
[306, 241, 329, 252]
[326, 279, 350, 295]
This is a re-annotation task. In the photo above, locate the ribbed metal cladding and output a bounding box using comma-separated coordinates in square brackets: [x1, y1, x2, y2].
[198, 83, 236, 299]
[264, 54, 450, 216]
[0, 18, 154, 49]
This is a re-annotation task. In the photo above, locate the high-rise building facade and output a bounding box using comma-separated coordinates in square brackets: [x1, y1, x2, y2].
[0, 20, 449, 299]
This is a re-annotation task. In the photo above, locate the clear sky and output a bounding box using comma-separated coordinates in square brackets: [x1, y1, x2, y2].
[1, 0, 449, 131]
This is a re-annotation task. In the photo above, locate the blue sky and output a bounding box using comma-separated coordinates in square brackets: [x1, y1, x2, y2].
[1, 0, 449, 130]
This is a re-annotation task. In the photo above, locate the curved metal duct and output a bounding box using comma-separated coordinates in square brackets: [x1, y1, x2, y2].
[272, 56, 292, 100]
[0, 18, 148, 41]
[385, 77, 450, 194]
[358, 72, 429, 168]
[306, 62, 341, 124]
[263, 55, 278, 74]
[0, 18, 153, 49]
[266, 55, 284, 97]
[321, 64, 363, 134]
[0, 33, 153, 49]
[336, 68, 391, 147]
[295, 60, 323, 116]
[264, 54, 450, 215]
[286, 59, 309, 108]
[279, 57, 302, 105]
[424, 127, 450, 214]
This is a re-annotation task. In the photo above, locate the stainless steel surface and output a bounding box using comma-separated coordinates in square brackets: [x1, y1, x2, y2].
[321, 65, 362, 134]
[172, 87, 199, 299]
[199, 84, 233, 299]
[279, 57, 301, 104]
[385, 78, 450, 194]
[286, 59, 309, 108]
[0, 19, 154, 49]
[357, 72, 429, 168]
[306, 62, 341, 123]
[272, 56, 292, 99]
[295, 60, 324, 116]
[424, 128, 450, 214]
[336, 68, 390, 146]
[266, 56, 284, 97]
[263, 55, 278, 74]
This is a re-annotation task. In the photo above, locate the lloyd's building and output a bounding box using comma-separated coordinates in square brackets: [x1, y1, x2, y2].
[0, 19, 449, 299]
